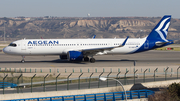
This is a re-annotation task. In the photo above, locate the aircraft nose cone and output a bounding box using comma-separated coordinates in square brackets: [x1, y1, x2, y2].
[3, 47, 9, 54]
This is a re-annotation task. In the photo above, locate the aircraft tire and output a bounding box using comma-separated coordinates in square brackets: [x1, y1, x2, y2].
[21, 60, 25, 63]
[84, 57, 89, 62]
[90, 58, 95, 63]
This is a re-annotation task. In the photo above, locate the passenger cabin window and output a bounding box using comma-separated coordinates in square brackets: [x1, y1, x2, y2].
[9, 43, 17, 47]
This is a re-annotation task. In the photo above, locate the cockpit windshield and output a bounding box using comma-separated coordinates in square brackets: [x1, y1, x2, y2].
[8, 43, 17, 47]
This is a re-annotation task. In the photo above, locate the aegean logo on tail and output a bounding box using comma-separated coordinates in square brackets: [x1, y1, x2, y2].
[155, 17, 171, 42]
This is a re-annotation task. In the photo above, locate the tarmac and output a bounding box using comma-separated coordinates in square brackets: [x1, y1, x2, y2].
[0, 50, 180, 74]
[1, 50, 180, 100]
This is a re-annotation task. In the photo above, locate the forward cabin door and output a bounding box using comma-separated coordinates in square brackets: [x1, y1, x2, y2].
[21, 41, 26, 52]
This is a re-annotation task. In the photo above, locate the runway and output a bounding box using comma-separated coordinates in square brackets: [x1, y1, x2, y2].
[0, 50, 180, 69]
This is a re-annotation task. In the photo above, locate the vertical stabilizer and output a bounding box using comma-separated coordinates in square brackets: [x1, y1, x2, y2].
[147, 15, 171, 42]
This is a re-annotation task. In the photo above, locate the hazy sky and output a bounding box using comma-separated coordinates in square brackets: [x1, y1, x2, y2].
[0, 0, 180, 18]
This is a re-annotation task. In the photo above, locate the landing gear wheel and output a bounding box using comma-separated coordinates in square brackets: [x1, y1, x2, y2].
[90, 58, 95, 63]
[84, 57, 89, 62]
[21, 60, 25, 63]
[21, 56, 25, 63]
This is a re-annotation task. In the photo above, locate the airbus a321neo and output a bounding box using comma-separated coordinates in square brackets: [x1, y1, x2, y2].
[3, 15, 173, 63]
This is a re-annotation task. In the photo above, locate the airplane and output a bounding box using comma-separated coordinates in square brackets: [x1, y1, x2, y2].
[3, 15, 173, 63]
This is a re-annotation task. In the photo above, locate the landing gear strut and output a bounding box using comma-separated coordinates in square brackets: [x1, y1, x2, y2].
[21, 56, 25, 63]
[90, 58, 95, 63]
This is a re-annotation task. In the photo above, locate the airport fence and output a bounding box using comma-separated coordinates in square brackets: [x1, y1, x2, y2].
[0, 66, 180, 94]
[0, 66, 179, 74]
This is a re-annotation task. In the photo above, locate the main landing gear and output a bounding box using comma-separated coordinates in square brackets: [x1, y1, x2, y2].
[84, 56, 96, 63]
[21, 56, 25, 63]
[84, 57, 89, 62]
[90, 58, 95, 63]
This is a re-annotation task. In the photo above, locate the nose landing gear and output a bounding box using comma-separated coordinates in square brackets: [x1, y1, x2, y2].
[21, 56, 25, 63]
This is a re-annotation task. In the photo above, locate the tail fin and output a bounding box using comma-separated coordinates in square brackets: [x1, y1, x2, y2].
[147, 15, 171, 42]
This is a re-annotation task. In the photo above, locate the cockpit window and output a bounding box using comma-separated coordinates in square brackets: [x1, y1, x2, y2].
[8, 43, 17, 47]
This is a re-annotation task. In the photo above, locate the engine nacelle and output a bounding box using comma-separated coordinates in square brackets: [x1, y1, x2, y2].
[59, 55, 68, 59]
[68, 51, 83, 61]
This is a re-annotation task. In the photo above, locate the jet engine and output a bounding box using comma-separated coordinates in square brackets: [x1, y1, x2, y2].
[68, 51, 83, 61]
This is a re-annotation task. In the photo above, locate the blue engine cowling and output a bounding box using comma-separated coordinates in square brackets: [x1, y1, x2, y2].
[68, 51, 83, 61]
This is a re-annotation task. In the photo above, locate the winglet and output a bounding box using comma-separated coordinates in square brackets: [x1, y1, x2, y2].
[118, 36, 129, 47]
[122, 36, 129, 46]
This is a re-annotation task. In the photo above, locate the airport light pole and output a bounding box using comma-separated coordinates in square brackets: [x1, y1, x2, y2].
[99, 77, 127, 101]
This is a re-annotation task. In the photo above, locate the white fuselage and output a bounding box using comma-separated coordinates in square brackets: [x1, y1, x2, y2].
[3, 38, 146, 56]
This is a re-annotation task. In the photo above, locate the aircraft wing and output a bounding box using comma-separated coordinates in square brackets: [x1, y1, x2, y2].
[81, 36, 129, 55]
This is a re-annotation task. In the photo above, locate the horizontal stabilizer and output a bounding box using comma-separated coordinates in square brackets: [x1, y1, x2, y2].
[155, 41, 173, 46]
